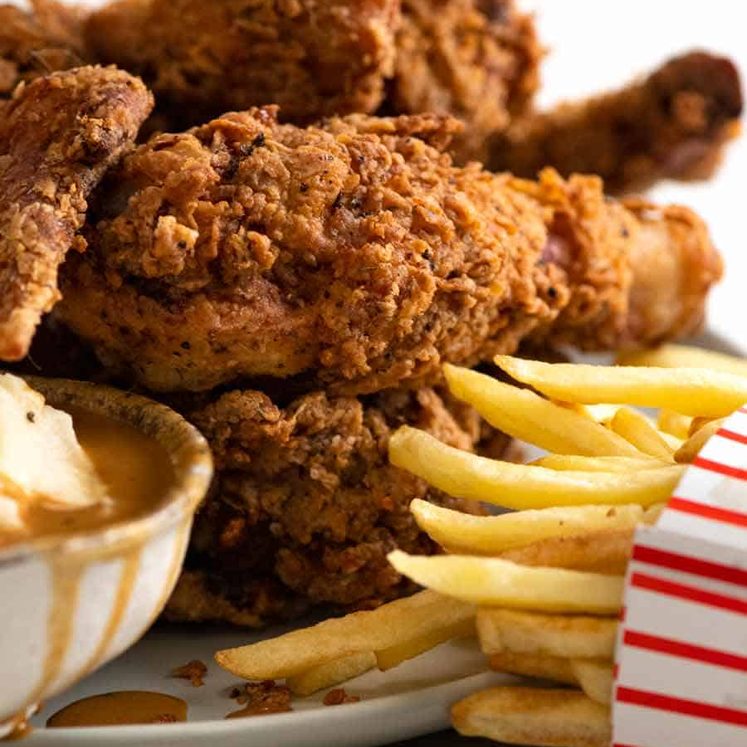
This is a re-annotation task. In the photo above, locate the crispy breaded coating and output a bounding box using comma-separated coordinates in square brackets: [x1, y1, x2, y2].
[165, 386, 482, 625]
[0, 65, 152, 361]
[56, 110, 721, 393]
[60, 109, 720, 393]
[84, 0, 540, 159]
[0, 0, 86, 98]
[490, 51, 743, 194]
[393, 0, 541, 162]
[85, 0, 400, 125]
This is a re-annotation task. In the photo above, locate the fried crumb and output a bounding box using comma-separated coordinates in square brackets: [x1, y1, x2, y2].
[152, 713, 179, 723]
[226, 680, 293, 718]
[323, 688, 360, 706]
[171, 659, 208, 687]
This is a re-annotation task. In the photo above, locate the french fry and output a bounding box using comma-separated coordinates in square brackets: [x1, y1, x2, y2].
[494, 355, 747, 417]
[644, 502, 665, 524]
[488, 652, 614, 706]
[488, 650, 576, 686]
[658, 409, 692, 439]
[578, 403, 621, 423]
[215, 590, 473, 680]
[530, 455, 662, 472]
[443, 365, 640, 457]
[499, 528, 634, 575]
[618, 344, 747, 378]
[608, 406, 674, 461]
[476, 608, 617, 659]
[675, 418, 726, 463]
[571, 659, 614, 706]
[452, 686, 611, 747]
[410, 500, 645, 556]
[658, 431, 684, 451]
[286, 652, 376, 696]
[690, 415, 717, 435]
[375, 617, 475, 671]
[388, 551, 624, 614]
[389, 427, 683, 509]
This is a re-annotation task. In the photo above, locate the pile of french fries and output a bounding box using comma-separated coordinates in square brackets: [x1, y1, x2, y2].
[214, 344, 747, 747]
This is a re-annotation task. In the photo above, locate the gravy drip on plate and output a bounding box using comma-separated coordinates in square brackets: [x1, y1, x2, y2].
[46, 691, 187, 727]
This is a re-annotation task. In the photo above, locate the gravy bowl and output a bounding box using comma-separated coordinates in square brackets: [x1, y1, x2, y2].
[0, 378, 212, 735]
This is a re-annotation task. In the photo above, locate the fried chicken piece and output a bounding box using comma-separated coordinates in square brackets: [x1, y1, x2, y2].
[84, 0, 540, 161]
[0, 0, 87, 99]
[57, 110, 721, 394]
[512, 169, 723, 352]
[85, 0, 400, 125]
[165, 386, 484, 626]
[392, 0, 541, 162]
[490, 51, 743, 194]
[0, 65, 153, 361]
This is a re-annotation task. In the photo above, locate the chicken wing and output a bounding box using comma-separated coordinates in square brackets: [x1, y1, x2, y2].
[56, 109, 721, 394]
[0, 65, 153, 361]
[489, 51, 743, 194]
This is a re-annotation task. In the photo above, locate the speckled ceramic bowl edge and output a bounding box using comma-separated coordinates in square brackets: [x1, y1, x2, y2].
[0, 378, 213, 732]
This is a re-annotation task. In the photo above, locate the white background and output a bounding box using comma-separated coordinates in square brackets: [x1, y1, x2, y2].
[525, 0, 746, 350]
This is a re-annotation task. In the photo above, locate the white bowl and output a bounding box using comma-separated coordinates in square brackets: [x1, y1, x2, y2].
[0, 379, 213, 735]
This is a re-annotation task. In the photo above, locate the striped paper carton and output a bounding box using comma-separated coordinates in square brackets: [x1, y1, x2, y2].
[612, 407, 747, 746]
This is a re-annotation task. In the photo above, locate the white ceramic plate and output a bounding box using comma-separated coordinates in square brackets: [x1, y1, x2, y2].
[23, 332, 744, 747]
[22, 333, 744, 747]
[25, 624, 509, 746]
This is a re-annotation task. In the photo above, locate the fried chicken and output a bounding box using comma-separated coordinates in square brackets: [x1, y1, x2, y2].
[83, 0, 744, 184]
[84, 0, 541, 161]
[85, 0, 402, 125]
[164, 386, 484, 626]
[388, 0, 541, 162]
[0, 65, 153, 361]
[56, 109, 722, 394]
[0, 0, 86, 99]
[489, 51, 743, 194]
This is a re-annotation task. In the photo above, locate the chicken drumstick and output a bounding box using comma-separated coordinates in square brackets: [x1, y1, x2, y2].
[56, 108, 722, 394]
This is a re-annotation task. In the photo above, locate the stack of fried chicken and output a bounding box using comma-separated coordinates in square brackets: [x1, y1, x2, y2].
[0, 0, 741, 625]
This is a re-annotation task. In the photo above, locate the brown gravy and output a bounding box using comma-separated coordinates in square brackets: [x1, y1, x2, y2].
[46, 691, 187, 728]
[226, 703, 292, 719]
[0, 409, 174, 548]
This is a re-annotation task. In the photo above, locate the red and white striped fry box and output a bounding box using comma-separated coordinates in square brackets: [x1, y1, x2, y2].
[612, 406, 747, 747]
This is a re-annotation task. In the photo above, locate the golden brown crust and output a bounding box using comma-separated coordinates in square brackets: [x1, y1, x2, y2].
[0, 65, 153, 361]
[85, 0, 540, 155]
[392, 0, 542, 162]
[165, 386, 482, 625]
[0, 0, 87, 98]
[85, 0, 400, 125]
[57, 109, 721, 393]
[489, 51, 743, 194]
[57, 109, 558, 392]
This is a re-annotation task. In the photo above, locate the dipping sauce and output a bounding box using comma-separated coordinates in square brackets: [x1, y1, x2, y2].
[46, 691, 187, 727]
[0, 407, 174, 548]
